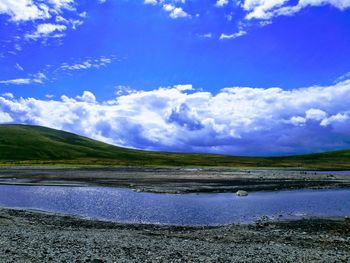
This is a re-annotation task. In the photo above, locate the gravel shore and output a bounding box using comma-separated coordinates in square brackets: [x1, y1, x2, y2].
[0, 167, 349, 193]
[0, 208, 349, 262]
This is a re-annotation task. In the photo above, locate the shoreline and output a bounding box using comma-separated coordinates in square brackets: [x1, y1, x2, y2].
[1, 204, 349, 227]
[0, 167, 350, 193]
[1, 207, 349, 262]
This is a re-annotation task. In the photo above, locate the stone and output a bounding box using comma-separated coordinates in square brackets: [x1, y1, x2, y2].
[236, 190, 248, 197]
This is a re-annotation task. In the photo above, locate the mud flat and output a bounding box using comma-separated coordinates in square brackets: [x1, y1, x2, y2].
[0, 208, 349, 262]
[0, 167, 349, 193]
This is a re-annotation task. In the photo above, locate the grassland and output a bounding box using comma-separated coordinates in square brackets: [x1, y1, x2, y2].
[0, 124, 350, 169]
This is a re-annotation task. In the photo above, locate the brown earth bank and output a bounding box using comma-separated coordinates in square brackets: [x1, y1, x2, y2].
[0, 208, 349, 262]
[0, 167, 349, 193]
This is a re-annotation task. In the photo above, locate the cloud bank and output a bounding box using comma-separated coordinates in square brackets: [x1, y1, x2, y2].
[1, 81, 350, 156]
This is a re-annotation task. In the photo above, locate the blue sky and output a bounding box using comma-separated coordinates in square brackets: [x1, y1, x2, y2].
[1, 0, 350, 155]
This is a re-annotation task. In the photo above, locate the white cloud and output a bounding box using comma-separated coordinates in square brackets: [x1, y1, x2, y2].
[144, 1, 190, 18]
[61, 61, 92, 70]
[0, 78, 32, 85]
[32, 72, 46, 83]
[1, 80, 350, 155]
[163, 4, 173, 11]
[25, 23, 67, 39]
[55, 15, 84, 29]
[115, 85, 138, 96]
[242, 0, 350, 20]
[174, 84, 193, 91]
[15, 63, 24, 71]
[76, 91, 96, 103]
[48, 0, 74, 11]
[144, 0, 158, 5]
[0, 56, 112, 87]
[215, 0, 229, 7]
[225, 12, 234, 21]
[0, 0, 50, 21]
[0, 0, 76, 22]
[141, 0, 350, 37]
[290, 116, 306, 126]
[0, 72, 46, 85]
[242, 0, 288, 19]
[170, 7, 189, 18]
[60, 56, 114, 71]
[220, 30, 247, 40]
[0, 0, 85, 44]
[163, 4, 190, 18]
[0, 111, 13, 123]
[199, 33, 213, 38]
[321, 113, 348, 127]
[336, 71, 350, 82]
[1, 93, 14, 99]
[305, 108, 327, 121]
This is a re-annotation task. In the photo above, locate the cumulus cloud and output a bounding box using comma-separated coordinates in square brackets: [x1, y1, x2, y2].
[163, 4, 190, 18]
[305, 108, 327, 121]
[320, 113, 348, 127]
[0, 111, 13, 123]
[76, 91, 96, 103]
[1, 80, 350, 156]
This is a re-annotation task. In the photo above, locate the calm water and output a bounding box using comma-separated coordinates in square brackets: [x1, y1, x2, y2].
[0, 185, 349, 226]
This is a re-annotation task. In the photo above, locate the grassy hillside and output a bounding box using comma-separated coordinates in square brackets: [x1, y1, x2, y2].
[0, 124, 349, 169]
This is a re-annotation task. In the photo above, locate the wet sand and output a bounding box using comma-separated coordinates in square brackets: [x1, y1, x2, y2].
[0, 167, 349, 193]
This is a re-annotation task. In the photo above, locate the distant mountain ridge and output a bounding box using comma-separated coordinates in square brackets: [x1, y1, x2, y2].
[0, 124, 349, 169]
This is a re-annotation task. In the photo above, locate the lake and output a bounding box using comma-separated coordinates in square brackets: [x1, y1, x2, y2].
[0, 185, 349, 226]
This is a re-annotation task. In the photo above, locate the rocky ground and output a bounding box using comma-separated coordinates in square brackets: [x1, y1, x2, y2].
[0, 208, 349, 262]
[0, 167, 349, 193]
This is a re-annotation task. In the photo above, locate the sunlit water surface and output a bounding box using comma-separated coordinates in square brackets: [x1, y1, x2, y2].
[0, 185, 349, 226]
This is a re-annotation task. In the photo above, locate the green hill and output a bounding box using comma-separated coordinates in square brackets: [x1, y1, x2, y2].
[0, 124, 349, 169]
